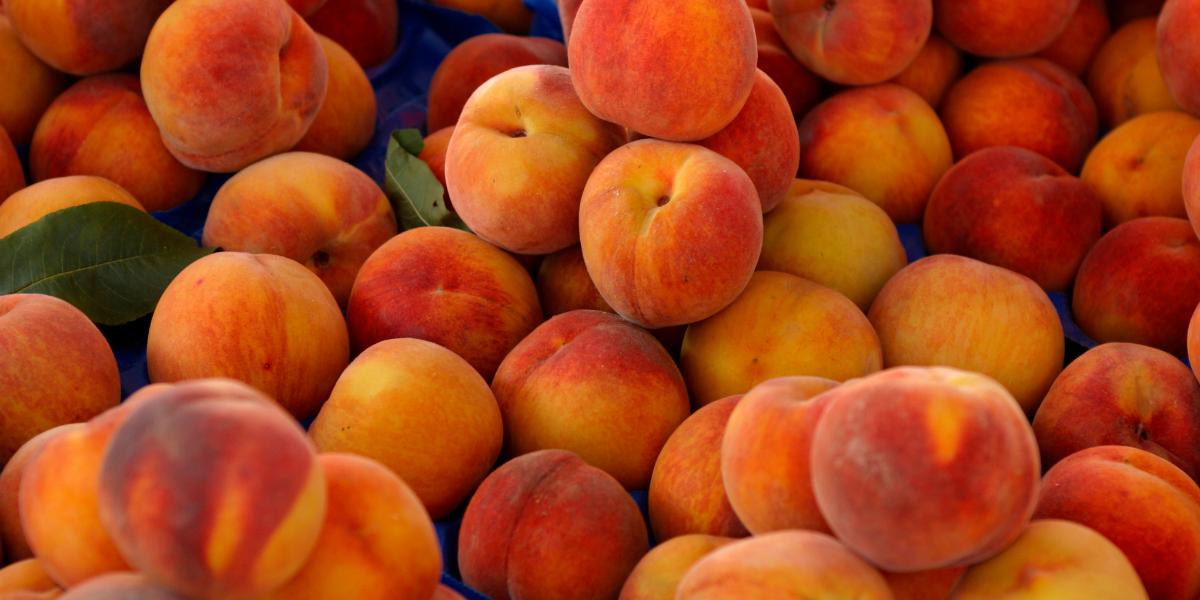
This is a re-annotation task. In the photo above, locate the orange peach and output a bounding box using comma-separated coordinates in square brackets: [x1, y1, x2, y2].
[0, 125, 23, 202]
[346, 226, 543, 380]
[1082, 111, 1200, 227]
[418, 126, 455, 212]
[1072, 217, 1200, 356]
[618, 535, 734, 600]
[941, 58, 1098, 173]
[789, 177, 863, 197]
[749, 9, 823, 118]
[720, 376, 839, 534]
[923, 146, 1103, 290]
[760, 187, 907, 310]
[675, 531, 892, 598]
[0, 560, 60, 597]
[769, 0, 931, 86]
[0, 16, 66, 146]
[97, 381, 327, 600]
[28, 75, 206, 213]
[146, 252, 350, 421]
[0, 176, 143, 239]
[1158, 0, 1200, 116]
[202, 152, 397, 307]
[680, 271, 882, 406]
[56, 573, 183, 599]
[0, 425, 80, 562]
[426, 34, 567, 132]
[308, 338, 503, 519]
[811, 367, 1041, 572]
[4, 0, 170, 75]
[1088, 17, 1180, 129]
[257, 454, 442, 600]
[1036, 0, 1111, 76]
[569, 0, 757, 141]
[798, 83, 953, 223]
[446, 65, 626, 254]
[1034, 445, 1200, 600]
[432, 0, 532, 33]
[458, 450, 648, 600]
[307, 0, 399, 68]
[141, 0, 328, 172]
[869, 256, 1065, 412]
[934, 0, 1078, 57]
[536, 245, 612, 316]
[492, 310, 690, 490]
[884, 567, 965, 600]
[888, 34, 964, 109]
[293, 35, 377, 161]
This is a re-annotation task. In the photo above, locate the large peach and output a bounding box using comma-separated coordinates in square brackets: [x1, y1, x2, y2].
[257, 454, 442, 600]
[923, 146, 1103, 290]
[4, 0, 171, 75]
[1034, 445, 1200, 600]
[202, 152, 396, 307]
[307, 0, 399, 69]
[1072, 217, 1200, 356]
[57, 573, 184, 599]
[1082, 111, 1200, 227]
[720, 376, 839, 534]
[0, 176, 143, 239]
[1089, 18, 1179, 128]
[431, 0, 531, 33]
[811, 367, 1041, 572]
[458, 450, 648, 600]
[0, 425, 80, 562]
[680, 271, 881, 406]
[308, 338, 503, 519]
[1159, 0, 1200, 116]
[141, 0, 328, 172]
[491, 310, 689, 490]
[0, 560, 61, 597]
[869, 255, 1065, 413]
[146, 252, 350, 421]
[1036, 0, 1111, 76]
[749, 9, 823, 118]
[888, 34, 964, 109]
[536, 245, 612, 316]
[0, 125, 23, 202]
[798, 83, 952, 223]
[293, 35, 377, 161]
[346, 226, 543, 380]
[941, 58, 1098, 173]
[0, 16, 66, 146]
[446, 65, 625, 254]
[618, 535, 733, 600]
[569, 0, 756, 141]
[768, 0, 931, 86]
[29, 75, 206, 213]
[934, 0, 1078, 57]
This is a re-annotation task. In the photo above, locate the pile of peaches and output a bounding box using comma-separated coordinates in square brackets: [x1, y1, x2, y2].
[2, 0, 1200, 597]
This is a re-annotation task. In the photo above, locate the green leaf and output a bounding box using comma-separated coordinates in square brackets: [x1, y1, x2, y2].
[0, 202, 214, 325]
[384, 128, 471, 232]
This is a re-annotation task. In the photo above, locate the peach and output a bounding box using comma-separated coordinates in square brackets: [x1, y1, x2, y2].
[0, 16, 66, 146]
[680, 271, 882, 406]
[1185, 127, 1200, 238]
[1082, 111, 1200, 227]
[798, 84, 953, 223]
[202, 152, 396, 307]
[141, 0, 328, 172]
[941, 58, 1099, 173]
[346, 226, 543, 380]
[309, 338, 503, 519]
[458, 450, 648, 600]
[934, 0, 1078, 57]
[56, 573, 183, 599]
[257, 454, 442, 600]
[812, 367, 1041, 572]
[418, 126, 455, 212]
[697, 69, 799, 212]
[0, 560, 60, 597]
[536, 245, 612, 316]
[288, 0, 327, 16]
[1193, 305, 1200, 382]
[426, 34, 567, 133]
[648, 396, 748, 541]
[0, 176, 143, 239]
[0, 295, 119, 463]
[492, 310, 689, 490]
[4, 0, 170, 75]
[618, 535, 734, 600]
[1034, 445, 1200, 600]
[578, 140, 762, 328]
[1036, 0, 1111, 76]
[675, 531, 892, 599]
[569, 0, 756, 141]
[768, 0, 931, 86]
[760, 187, 907, 310]
[28, 75, 207, 213]
[951, 520, 1148, 599]
[559, 0, 582, 42]
[888, 34, 964, 109]
[749, 9, 823, 118]
[446, 65, 626, 254]
[307, 0, 399, 68]
[884, 567, 965, 600]
[1089, 18, 1180, 129]
[146, 252, 350, 421]
[720, 376, 840, 534]
[1072, 217, 1200, 356]
[1159, 0, 1200, 116]
[432, 0, 532, 33]
[0, 425, 80, 562]
[97, 381, 327, 600]
[923, 146, 1103, 290]
[293, 35, 377, 161]
[789, 177, 863, 197]
[0, 125, 23, 202]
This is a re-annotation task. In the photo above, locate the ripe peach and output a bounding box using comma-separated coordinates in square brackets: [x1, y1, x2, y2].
[141, 0, 328, 172]
[1185, 127, 1200, 239]
[4, 0, 171, 75]
[432, 0, 531, 33]
[749, 9, 822, 118]
[293, 35, 377, 161]
[146, 252, 350, 421]
[569, 0, 757, 141]
[934, 0, 1078, 57]
[1037, 0, 1111, 76]
[0, 125, 23, 202]
[346, 226, 543, 381]
[0, 176, 143, 239]
[0, 16, 66, 145]
[798, 84, 953, 223]
[1089, 17, 1179, 128]
[618, 535, 734, 600]
[888, 34, 964, 109]
[0, 425, 79, 562]
[536, 245, 613, 316]
[56, 573, 184, 599]
[923, 146, 1103, 290]
[0, 560, 61, 597]
[680, 271, 881, 406]
[307, 0, 399, 69]
[1159, 0, 1200, 116]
